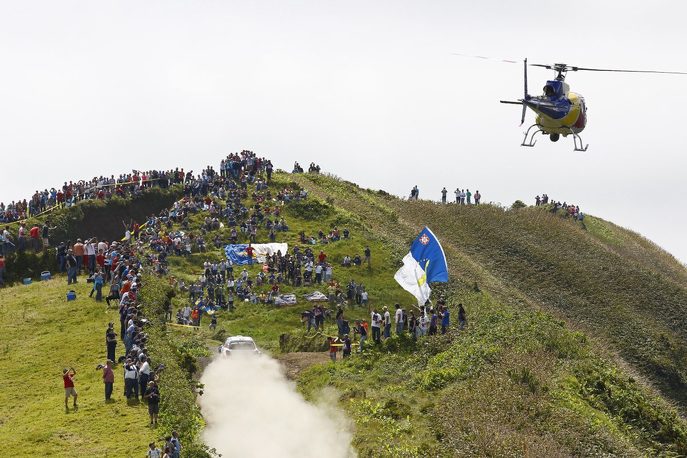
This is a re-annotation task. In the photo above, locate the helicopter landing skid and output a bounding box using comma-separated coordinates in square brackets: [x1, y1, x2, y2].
[566, 127, 589, 152]
[521, 124, 543, 147]
[520, 124, 589, 152]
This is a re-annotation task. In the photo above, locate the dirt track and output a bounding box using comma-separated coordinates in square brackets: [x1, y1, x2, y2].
[277, 352, 330, 380]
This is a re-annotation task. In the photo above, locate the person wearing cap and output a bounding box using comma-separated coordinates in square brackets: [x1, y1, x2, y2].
[144, 380, 160, 426]
[102, 360, 115, 401]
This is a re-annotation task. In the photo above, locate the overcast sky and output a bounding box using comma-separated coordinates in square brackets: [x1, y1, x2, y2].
[1, 1, 685, 263]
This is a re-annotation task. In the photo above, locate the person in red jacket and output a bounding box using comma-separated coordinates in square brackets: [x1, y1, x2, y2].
[29, 225, 41, 252]
[63, 367, 78, 411]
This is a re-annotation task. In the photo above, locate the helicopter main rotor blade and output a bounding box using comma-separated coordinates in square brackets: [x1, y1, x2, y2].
[570, 66, 687, 75]
[451, 53, 519, 64]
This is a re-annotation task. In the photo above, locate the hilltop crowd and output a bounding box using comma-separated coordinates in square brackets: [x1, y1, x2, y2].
[0, 169, 185, 224]
[408, 185, 483, 205]
[535, 194, 584, 220]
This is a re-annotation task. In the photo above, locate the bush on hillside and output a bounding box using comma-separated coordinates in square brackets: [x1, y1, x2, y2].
[286, 199, 334, 220]
[511, 200, 527, 210]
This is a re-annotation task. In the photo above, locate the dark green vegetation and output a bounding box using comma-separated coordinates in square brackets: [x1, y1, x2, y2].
[3, 170, 687, 457]
[286, 173, 687, 456]
[1, 186, 181, 285]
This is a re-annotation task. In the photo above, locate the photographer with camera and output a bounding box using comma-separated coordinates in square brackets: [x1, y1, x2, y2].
[62, 367, 78, 411]
[124, 358, 139, 400]
[96, 360, 115, 401]
[143, 380, 160, 426]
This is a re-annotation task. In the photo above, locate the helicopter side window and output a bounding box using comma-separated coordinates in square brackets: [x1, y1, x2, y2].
[543, 85, 555, 97]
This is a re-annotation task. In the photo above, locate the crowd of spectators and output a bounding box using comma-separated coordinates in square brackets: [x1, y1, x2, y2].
[0, 169, 186, 223]
[535, 194, 584, 220]
[3, 148, 473, 457]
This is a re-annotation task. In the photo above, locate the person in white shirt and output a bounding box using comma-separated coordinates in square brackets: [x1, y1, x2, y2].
[124, 358, 139, 399]
[394, 304, 404, 335]
[383, 306, 392, 339]
[85, 239, 97, 275]
[418, 307, 429, 337]
[138, 355, 151, 397]
[371, 309, 382, 343]
[181, 305, 192, 323]
[147, 442, 162, 458]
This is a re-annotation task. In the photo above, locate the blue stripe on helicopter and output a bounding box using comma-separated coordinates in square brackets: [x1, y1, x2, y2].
[525, 99, 570, 120]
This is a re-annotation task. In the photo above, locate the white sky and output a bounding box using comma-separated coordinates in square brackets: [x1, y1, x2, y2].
[1, 1, 685, 263]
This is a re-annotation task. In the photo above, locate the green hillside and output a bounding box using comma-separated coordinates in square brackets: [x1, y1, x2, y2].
[1, 168, 687, 457]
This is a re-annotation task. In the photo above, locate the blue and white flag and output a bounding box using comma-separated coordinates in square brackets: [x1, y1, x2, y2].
[224, 243, 288, 265]
[394, 227, 448, 306]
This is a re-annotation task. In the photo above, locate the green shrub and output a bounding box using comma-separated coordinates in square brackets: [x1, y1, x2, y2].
[285, 198, 334, 220]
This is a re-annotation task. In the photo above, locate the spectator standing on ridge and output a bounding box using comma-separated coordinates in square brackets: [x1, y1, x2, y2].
[474, 190, 481, 205]
[466, 189, 472, 205]
[41, 220, 56, 249]
[441, 187, 447, 204]
[17, 223, 27, 252]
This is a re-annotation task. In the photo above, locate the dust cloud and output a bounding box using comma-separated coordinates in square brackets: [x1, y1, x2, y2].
[199, 353, 355, 458]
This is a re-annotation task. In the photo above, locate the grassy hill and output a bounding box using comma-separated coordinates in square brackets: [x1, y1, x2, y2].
[0, 279, 156, 457]
[2, 169, 687, 457]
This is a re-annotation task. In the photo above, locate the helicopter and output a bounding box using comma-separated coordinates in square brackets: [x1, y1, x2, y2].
[456, 54, 687, 151]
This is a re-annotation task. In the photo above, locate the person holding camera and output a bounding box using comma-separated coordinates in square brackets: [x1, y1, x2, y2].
[96, 360, 115, 401]
[143, 380, 160, 426]
[124, 358, 139, 400]
[138, 355, 151, 399]
[62, 367, 78, 411]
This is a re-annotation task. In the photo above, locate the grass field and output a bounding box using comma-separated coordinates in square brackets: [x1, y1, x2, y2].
[0, 276, 156, 457]
[4, 169, 687, 457]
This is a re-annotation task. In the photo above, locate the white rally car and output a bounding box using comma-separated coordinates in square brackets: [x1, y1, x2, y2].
[218, 335, 261, 357]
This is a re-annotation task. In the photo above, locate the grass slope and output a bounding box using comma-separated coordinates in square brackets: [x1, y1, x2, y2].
[0, 278, 155, 457]
[5, 170, 687, 457]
